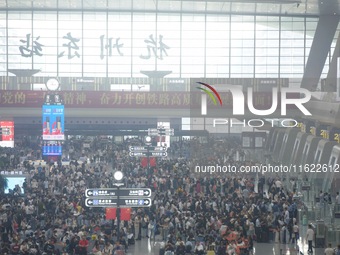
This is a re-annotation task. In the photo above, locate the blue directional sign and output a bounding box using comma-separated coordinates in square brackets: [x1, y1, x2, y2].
[85, 197, 152, 207]
[129, 151, 167, 157]
[129, 146, 167, 152]
[85, 188, 152, 198]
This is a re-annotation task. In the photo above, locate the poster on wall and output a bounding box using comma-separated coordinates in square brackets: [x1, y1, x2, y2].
[0, 121, 14, 148]
[42, 105, 65, 140]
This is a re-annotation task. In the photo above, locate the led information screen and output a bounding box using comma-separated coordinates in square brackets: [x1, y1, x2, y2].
[42, 105, 64, 140]
[42, 141, 62, 156]
[0, 121, 14, 147]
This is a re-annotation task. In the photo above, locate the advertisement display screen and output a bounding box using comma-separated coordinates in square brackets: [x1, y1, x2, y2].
[4, 176, 26, 194]
[42, 105, 64, 140]
[0, 121, 14, 147]
[42, 141, 62, 156]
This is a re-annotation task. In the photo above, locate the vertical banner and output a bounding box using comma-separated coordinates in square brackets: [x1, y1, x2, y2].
[141, 157, 156, 167]
[0, 121, 14, 147]
[106, 208, 116, 220]
[105, 208, 131, 221]
[42, 105, 65, 140]
[120, 208, 131, 221]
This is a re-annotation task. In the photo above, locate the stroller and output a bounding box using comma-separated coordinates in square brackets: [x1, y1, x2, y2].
[127, 233, 135, 245]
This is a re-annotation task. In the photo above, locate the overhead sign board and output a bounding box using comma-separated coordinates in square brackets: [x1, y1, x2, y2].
[129, 151, 167, 157]
[129, 146, 167, 152]
[85, 197, 152, 207]
[85, 188, 152, 198]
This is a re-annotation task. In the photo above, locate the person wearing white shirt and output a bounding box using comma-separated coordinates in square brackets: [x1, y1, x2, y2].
[292, 223, 299, 244]
[324, 243, 335, 255]
[336, 192, 340, 203]
[306, 224, 315, 253]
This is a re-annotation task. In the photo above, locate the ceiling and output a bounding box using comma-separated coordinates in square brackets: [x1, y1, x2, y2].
[0, 0, 339, 17]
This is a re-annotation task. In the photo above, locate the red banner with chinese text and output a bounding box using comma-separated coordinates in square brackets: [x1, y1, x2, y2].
[0, 90, 287, 110]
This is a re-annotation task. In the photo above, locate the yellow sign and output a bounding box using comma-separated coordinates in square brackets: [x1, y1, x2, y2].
[310, 126, 316, 136]
[320, 129, 329, 139]
[297, 122, 306, 133]
[334, 133, 340, 143]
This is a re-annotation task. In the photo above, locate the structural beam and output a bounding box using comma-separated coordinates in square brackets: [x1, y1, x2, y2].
[300, 15, 339, 91]
[324, 33, 340, 92]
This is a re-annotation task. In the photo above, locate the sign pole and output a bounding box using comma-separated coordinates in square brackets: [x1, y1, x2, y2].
[147, 146, 150, 175]
[117, 185, 120, 243]
[113, 171, 124, 245]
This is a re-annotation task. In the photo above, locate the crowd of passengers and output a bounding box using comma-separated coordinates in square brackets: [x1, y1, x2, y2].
[0, 137, 300, 255]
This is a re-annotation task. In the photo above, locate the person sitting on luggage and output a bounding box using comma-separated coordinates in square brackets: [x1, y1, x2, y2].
[165, 241, 175, 254]
[113, 240, 124, 252]
[119, 236, 128, 252]
[176, 241, 186, 255]
[185, 240, 193, 253]
[195, 242, 205, 255]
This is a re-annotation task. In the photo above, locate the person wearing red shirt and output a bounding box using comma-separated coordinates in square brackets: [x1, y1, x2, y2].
[78, 235, 89, 255]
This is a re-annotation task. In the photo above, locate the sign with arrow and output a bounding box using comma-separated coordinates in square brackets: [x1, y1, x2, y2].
[129, 151, 167, 157]
[85, 188, 152, 198]
[129, 146, 167, 152]
[85, 198, 152, 207]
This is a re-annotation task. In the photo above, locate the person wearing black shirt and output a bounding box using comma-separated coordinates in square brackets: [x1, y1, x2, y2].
[164, 241, 175, 253]
[43, 239, 55, 255]
[1, 242, 10, 255]
[176, 241, 186, 255]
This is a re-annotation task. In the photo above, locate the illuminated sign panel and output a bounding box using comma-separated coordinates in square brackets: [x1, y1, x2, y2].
[42, 105, 64, 140]
[0, 121, 14, 148]
[42, 141, 62, 156]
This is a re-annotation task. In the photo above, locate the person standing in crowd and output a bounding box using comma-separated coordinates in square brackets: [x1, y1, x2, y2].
[292, 222, 299, 244]
[78, 235, 89, 255]
[102, 241, 114, 255]
[334, 244, 340, 255]
[306, 224, 315, 254]
[324, 243, 335, 255]
[134, 215, 141, 240]
[0, 137, 306, 255]
[336, 192, 340, 206]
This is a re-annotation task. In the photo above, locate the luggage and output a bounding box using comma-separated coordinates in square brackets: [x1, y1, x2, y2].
[128, 233, 135, 245]
[159, 247, 165, 255]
